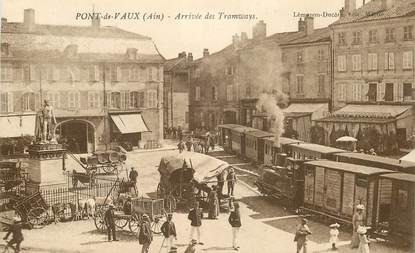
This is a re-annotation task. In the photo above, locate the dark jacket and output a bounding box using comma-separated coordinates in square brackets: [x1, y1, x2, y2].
[161, 221, 177, 238]
[123, 201, 132, 215]
[227, 172, 236, 185]
[228, 210, 241, 227]
[138, 221, 153, 244]
[104, 208, 115, 227]
[129, 170, 138, 183]
[188, 208, 202, 227]
[4, 223, 24, 242]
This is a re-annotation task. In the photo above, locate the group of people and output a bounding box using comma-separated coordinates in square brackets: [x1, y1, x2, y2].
[165, 126, 183, 141]
[177, 134, 216, 154]
[295, 204, 371, 253]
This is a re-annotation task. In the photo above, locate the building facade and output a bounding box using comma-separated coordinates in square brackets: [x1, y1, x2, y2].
[0, 9, 164, 154]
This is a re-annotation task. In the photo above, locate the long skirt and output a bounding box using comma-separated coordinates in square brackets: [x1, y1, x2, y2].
[208, 201, 219, 218]
[351, 231, 360, 248]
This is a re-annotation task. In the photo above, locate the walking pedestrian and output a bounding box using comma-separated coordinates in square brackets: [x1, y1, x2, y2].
[172, 126, 177, 139]
[208, 186, 219, 219]
[138, 214, 153, 253]
[294, 218, 311, 253]
[178, 140, 185, 154]
[227, 168, 237, 196]
[228, 202, 241, 251]
[216, 171, 225, 199]
[186, 137, 193, 152]
[329, 223, 340, 250]
[351, 204, 365, 248]
[357, 226, 370, 253]
[161, 213, 177, 253]
[178, 126, 183, 141]
[104, 204, 118, 242]
[3, 216, 24, 253]
[204, 139, 210, 154]
[188, 201, 203, 245]
[198, 141, 204, 153]
[184, 239, 198, 253]
[209, 134, 215, 151]
[193, 141, 199, 153]
[129, 167, 139, 195]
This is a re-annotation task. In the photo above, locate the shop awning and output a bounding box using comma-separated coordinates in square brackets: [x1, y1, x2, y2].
[110, 113, 150, 134]
[0, 114, 36, 138]
[332, 104, 411, 119]
[282, 103, 328, 120]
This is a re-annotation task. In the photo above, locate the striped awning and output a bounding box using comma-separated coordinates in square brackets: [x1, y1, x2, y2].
[110, 113, 150, 134]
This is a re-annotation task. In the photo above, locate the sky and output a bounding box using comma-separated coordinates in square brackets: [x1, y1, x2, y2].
[1, 0, 365, 59]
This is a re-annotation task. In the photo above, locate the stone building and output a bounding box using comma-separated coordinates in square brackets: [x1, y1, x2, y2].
[0, 9, 164, 154]
[163, 52, 192, 130]
[315, 0, 415, 152]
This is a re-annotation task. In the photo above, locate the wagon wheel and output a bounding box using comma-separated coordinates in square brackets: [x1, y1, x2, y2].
[128, 213, 141, 233]
[94, 210, 107, 232]
[27, 207, 49, 228]
[165, 195, 177, 213]
[115, 216, 128, 229]
[150, 211, 167, 234]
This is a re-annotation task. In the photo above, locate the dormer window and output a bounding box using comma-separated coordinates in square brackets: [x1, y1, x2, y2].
[1, 43, 10, 56]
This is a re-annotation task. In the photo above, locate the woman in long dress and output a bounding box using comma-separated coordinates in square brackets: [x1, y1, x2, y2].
[208, 186, 219, 219]
[351, 204, 365, 248]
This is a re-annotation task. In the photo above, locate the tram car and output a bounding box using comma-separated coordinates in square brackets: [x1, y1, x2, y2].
[229, 126, 257, 158]
[334, 152, 415, 174]
[244, 130, 275, 164]
[287, 142, 345, 160]
[217, 124, 240, 150]
[263, 137, 303, 166]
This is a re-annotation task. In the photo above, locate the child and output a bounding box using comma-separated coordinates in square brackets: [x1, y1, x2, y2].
[329, 223, 340, 250]
[184, 239, 198, 253]
[357, 226, 370, 253]
[161, 213, 177, 253]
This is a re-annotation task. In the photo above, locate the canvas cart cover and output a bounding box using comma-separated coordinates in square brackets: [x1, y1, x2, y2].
[158, 156, 188, 178]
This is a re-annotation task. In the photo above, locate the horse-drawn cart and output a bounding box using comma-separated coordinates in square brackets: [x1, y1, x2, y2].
[10, 191, 49, 228]
[94, 197, 167, 234]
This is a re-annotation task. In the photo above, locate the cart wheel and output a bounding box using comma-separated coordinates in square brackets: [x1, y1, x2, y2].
[94, 211, 107, 232]
[165, 195, 177, 213]
[59, 203, 74, 222]
[151, 211, 167, 234]
[128, 213, 141, 233]
[115, 216, 128, 229]
[28, 207, 49, 228]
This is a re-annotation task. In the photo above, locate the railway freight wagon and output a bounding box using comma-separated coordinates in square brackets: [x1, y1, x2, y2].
[376, 173, 415, 246]
[217, 124, 240, 151]
[245, 130, 275, 164]
[229, 126, 256, 158]
[335, 152, 415, 174]
[288, 143, 345, 160]
[301, 160, 393, 227]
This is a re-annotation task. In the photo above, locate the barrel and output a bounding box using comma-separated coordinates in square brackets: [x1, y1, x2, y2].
[119, 154, 127, 162]
[96, 152, 109, 164]
[86, 156, 99, 165]
[108, 151, 120, 163]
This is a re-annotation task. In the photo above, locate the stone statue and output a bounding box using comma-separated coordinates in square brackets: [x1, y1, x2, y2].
[36, 100, 57, 144]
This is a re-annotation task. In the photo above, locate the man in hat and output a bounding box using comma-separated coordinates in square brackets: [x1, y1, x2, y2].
[104, 204, 118, 241]
[294, 218, 312, 253]
[351, 204, 365, 248]
[188, 201, 203, 245]
[184, 239, 198, 253]
[329, 223, 340, 250]
[3, 216, 24, 252]
[161, 213, 177, 253]
[129, 167, 139, 192]
[227, 168, 237, 196]
[139, 214, 153, 253]
[123, 196, 132, 215]
[228, 202, 242, 250]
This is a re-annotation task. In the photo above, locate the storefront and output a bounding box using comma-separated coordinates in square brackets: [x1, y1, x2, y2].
[0, 114, 36, 155]
[110, 113, 150, 150]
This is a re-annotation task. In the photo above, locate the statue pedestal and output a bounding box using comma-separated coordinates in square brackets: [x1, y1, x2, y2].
[27, 143, 67, 187]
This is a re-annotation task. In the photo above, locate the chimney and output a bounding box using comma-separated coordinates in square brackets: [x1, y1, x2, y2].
[344, 0, 356, 15]
[1, 18, 7, 29]
[252, 20, 267, 40]
[298, 18, 305, 32]
[305, 15, 314, 35]
[240, 32, 248, 46]
[232, 33, 241, 49]
[381, 0, 395, 10]
[24, 9, 35, 31]
[178, 51, 186, 58]
[187, 53, 193, 62]
[203, 48, 209, 57]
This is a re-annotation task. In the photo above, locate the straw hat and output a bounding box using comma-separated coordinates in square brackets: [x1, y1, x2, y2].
[191, 239, 198, 245]
[357, 226, 367, 234]
[329, 223, 340, 228]
[356, 204, 365, 210]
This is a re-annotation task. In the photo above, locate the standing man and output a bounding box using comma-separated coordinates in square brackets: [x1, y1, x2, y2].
[227, 168, 237, 196]
[161, 213, 177, 253]
[188, 201, 203, 245]
[104, 204, 118, 242]
[129, 167, 139, 195]
[228, 202, 241, 251]
[208, 186, 219, 219]
[178, 126, 183, 141]
[139, 214, 153, 253]
[3, 217, 24, 253]
[294, 218, 312, 253]
[216, 171, 225, 199]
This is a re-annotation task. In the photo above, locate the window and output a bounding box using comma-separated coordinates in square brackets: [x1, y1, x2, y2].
[403, 51, 413, 70]
[296, 75, 304, 93]
[352, 31, 361, 44]
[47, 92, 60, 109]
[403, 25, 413, 41]
[212, 86, 218, 100]
[147, 90, 157, 107]
[368, 83, 377, 102]
[384, 52, 395, 70]
[368, 30, 377, 43]
[317, 49, 325, 61]
[195, 86, 201, 101]
[338, 32, 346, 45]
[337, 55, 347, 72]
[385, 28, 395, 42]
[194, 67, 201, 78]
[226, 85, 233, 101]
[226, 65, 234, 75]
[69, 66, 80, 81]
[110, 92, 121, 109]
[297, 52, 303, 63]
[87, 92, 100, 108]
[0, 92, 13, 113]
[121, 66, 129, 81]
[338, 83, 347, 101]
[403, 83, 413, 101]
[89, 65, 99, 81]
[129, 91, 143, 108]
[111, 66, 119, 81]
[352, 83, 362, 101]
[22, 92, 35, 111]
[129, 67, 140, 81]
[68, 91, 80, 109]
[1, 43, 10, 56]
[368, 53, 378, 71]
[318, 75, 325, 96]
[0, 64, 13, 81]
[352, 54, 361, 71]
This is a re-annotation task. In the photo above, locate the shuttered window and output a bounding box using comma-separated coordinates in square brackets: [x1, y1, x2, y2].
[110, 92, 121, 109]
[147, 90, 157, 108]
[47, 92, 60, 109]
[337, 55, 347, 72]
[195, 86, 201, 101]
[384, 52, 395, 70]
[22, 92, 36, 111]
[368, 53, 378, 71]
[68, 91, 80, 109]
[338, 83, 347, 101]
[352, 54, 361, 71]
[0, 92, 13, 113]
[403, 51, 413, 70]
[0, 64, 13, 81]
[87, 92, 100, 108]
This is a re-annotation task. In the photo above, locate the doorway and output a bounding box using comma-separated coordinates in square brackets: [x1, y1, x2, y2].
[56, 120, 95, 154]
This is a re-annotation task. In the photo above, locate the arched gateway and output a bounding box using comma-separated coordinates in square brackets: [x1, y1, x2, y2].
[54, 119, 95, 154]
